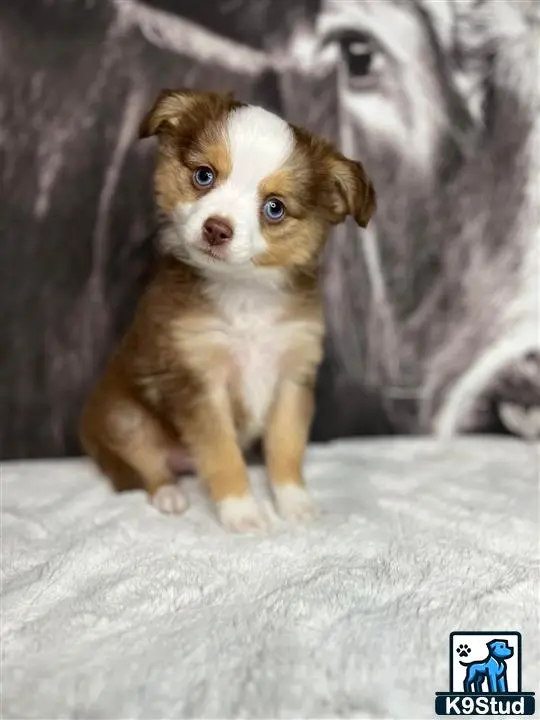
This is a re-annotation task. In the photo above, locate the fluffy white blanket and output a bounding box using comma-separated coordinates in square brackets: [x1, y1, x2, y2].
[1, 438, 539, 718]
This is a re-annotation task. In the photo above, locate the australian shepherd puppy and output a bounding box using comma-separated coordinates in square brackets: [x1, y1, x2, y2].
[79, 89, 375, 532]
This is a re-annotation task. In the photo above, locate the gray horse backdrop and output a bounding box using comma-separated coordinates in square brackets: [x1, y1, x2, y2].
[1, 0, 539, 459]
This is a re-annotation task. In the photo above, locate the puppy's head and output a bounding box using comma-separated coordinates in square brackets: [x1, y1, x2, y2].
[140, 89, 375, 274]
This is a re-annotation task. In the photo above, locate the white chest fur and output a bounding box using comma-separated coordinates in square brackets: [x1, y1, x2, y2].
[205, 273, 289, 437]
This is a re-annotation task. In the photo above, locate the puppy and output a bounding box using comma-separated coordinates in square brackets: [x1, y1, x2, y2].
[79, 89, 375, 532]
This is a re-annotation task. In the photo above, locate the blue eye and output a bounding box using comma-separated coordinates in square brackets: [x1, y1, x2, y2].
[193, 166, 215, 188]
[263, 197, 286, 222]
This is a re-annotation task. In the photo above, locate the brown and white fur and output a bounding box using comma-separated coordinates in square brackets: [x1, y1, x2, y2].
[79, 89, 375, 532]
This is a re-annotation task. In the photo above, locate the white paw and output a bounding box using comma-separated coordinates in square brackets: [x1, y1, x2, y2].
[274, 484, 318, 523]
[218, 496, 268, 534]
[498, 402, 540, 440]
[151, 485, 189, 515]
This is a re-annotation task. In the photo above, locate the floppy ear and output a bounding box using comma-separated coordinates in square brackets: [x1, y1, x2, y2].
[139, 89, 236, 139]
[327, 154, 376, 228]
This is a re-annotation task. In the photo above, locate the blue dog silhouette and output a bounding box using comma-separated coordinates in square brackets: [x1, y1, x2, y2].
[460, 639, 513, 693]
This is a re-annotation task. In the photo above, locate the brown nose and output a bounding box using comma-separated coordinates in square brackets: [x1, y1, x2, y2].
[203, 216, 233, 246]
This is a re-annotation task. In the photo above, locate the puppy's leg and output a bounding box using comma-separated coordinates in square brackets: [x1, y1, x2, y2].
[81, 395, 188, 514]
[180, 392, 267, 533]
[265, 379, 318, 522]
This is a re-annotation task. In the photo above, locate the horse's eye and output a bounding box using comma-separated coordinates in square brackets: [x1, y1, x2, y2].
[340, 37, 374, 78]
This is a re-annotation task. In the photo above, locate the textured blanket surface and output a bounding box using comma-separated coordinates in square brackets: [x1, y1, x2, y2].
[1, 438, 539, 719]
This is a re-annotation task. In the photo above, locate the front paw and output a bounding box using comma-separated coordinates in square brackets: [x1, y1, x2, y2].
[151, 484, 189, 514]
[218, 495, 268, 533]
[274, 483, 318, 523]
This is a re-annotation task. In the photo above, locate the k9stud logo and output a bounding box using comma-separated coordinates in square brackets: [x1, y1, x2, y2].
[435, 632, 535, 715]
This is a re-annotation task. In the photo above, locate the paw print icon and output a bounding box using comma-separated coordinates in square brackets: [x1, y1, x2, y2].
[456, 644, 471, 658]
